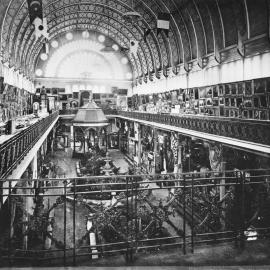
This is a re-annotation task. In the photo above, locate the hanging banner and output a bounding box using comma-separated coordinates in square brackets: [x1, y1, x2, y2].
[157, 13, 170, 37]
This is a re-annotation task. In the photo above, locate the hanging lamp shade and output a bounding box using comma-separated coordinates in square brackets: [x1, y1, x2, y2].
[73, 100, 109, 127]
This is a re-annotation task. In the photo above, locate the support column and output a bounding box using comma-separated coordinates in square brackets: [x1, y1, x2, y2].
[70, 125, 74, 141]
[51, 127, 56, 155]
[22, 210, 28, 250]
[21, 183, 28, 250]
[73, 127, 76, 153]
[117, 121, 121, 151]
[44, 138, 48, 154]
[171, 132, 180, 174]
[153, 128, 158, 174]
[10, 195, 16, 242]
[118, 132, 121, 151]
[105, 129, 108, 153]
[22, 171, 34, 250]
[178, 143, 183, 174]
[137, 124, 141, 166]
[96, 128, 101, 149]
[220, 161, 226, 200]
[162, 135, 168, 174]
[220, 161, 226, 230]
[66, 134, 71, 148]
[32, 154, 38, 180]
[84, 135, 88, 154]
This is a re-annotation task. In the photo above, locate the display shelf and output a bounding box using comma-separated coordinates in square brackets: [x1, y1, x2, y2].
[130, 76, 270, 121]
[0, 83, 33, 124]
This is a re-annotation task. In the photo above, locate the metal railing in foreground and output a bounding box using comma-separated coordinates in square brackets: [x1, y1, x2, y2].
[0, 168, 269, 266]
[0, 112, 59, 179]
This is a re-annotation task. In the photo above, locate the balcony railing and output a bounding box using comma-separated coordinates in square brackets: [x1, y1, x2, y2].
[0, 112, 59, 179]
[59, 109, 270, 145]
[59, 109, 78, 115]
[117, 111, 270, 146]
[0, 169, 269, 266]
[59, 108, 118, 116]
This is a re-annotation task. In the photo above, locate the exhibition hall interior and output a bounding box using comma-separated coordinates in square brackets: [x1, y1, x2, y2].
[0, 0, 270, 267]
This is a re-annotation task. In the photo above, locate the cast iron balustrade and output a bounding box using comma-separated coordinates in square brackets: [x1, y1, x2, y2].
[59, 109, 78, 115]
[0, 169, 269, 266]
[59, 109, 118, 116]
[103, 108, 119, 115]
[0, 112, 59, 179]
[117, 111, 270, 146]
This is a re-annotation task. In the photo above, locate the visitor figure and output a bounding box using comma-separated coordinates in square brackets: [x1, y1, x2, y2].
[33, 102, 40, 117]
[239, 102, 244, 118]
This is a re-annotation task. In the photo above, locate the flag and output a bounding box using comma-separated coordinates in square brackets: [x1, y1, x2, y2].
[129, 39, 139, 55]
[33, 17, 49, 40]
[157, 13, 170, 37]
[120, 46, 129, 53]
[27, 0, 43, 24]
[143, 28, 151, 42]
[33, 17, 44, 39]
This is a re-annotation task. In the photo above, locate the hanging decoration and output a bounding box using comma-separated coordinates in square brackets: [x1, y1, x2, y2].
[129, 39, 139, 55]
[27, 0, 49, 40]
[27, 0, 43, 24]
[143, 28, 152, 42]
[157, 13, 170, 37]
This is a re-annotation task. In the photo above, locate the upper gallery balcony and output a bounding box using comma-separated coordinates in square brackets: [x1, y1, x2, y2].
[116, 111, 270, 154]
[0, 112, 59, 179]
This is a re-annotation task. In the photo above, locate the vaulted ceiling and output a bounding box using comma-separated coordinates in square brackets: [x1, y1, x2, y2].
[0, 0, 269, 81]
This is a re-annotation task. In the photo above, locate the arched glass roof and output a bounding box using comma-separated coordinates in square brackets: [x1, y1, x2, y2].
[42, 39, 127, 80]
[0, 0, 269, 83]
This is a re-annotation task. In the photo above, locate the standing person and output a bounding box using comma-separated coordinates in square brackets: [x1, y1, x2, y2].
[33, 102, 40, 117]
[239, 102, 244, 118]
